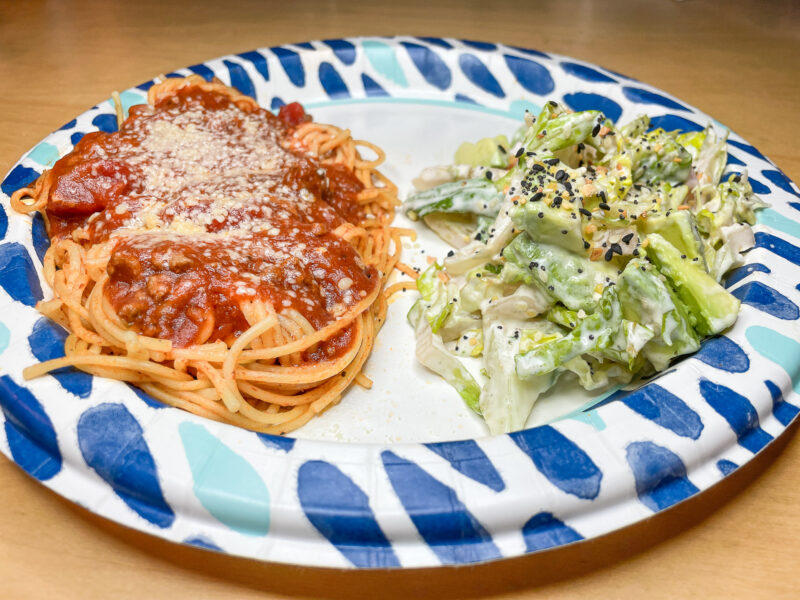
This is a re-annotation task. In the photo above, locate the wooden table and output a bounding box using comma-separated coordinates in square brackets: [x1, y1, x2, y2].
[1, 1, 799, 597]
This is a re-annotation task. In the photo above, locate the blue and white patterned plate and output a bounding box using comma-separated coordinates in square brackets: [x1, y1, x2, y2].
[2, 37, 800, 568]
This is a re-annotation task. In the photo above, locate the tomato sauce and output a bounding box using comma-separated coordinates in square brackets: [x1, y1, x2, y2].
[43, 84, 378, 350]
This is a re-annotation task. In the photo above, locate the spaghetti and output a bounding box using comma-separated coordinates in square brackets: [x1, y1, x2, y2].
[11, 75, 413, 434]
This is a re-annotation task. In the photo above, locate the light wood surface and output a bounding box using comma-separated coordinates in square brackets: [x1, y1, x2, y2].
[1, 1, 799, 598]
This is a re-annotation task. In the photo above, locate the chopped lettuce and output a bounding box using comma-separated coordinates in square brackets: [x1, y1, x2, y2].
[403, 102, 766, 433]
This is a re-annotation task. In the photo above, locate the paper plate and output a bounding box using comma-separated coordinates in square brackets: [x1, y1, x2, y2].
[2, 37, 800, 569]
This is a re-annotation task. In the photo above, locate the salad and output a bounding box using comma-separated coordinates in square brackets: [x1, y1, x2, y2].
[404, 101, 766, 434]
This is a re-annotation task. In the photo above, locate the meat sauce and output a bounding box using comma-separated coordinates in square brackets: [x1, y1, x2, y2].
[44, 86, 379, 352]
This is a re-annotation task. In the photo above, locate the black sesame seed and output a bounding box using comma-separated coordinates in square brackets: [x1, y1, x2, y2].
[515, 147, 525, 158]
[591, 124, 601, 137]
[622, 233, 634, 244]
[545, 158, 559, 166]
[447, 250, 454, 257]
[599, 202, 611, 211]
[583, 240, 590, 249]
[485, 171, 493, 181]
[579, 207, 592, 217]
[532, 191, 544, 202]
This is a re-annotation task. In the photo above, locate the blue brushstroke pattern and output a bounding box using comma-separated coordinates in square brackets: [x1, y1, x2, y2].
[455, 93, 479, 104]
[746, 326, 800, 393]
[0, 242, 43, 306]
[187, 63, 215, 81]
[91, 113, 117, 133]
[791, 202, 800, 214]
[563, 92, 622, 123]
[257, 432, 296, 453]
[693, 336, 750, 373]
[762, 169, 800, 198]
[458, 54, 505, 97]
[31, 213, 49, 263]
[416, 37, 453, 49]
[461, 40, 497, 50]
[424, 440, 505, 491]
[622, 86, 689, 111]
[721, 172, 770, 195]
[270, 97, 285, 111]
[323, 39, 357, 65]
[626, 441, 699, 511]
[724, 263, 770, 288]
[401, 42, 452, 90]
[127, 384, 165, 409]
[522, 512, 583, 552]
[0, 375, 62, 481]
[2, 164, 40, 196]
[70, 131, 85, 146]
[59, 118, 77, 130]
[727, 139, 765, 160]
[510, 425, 602, 499]
[503, 54, 554, 95]
[560, 61, 616, 83]
[28, 318, 92, 398]
[731, 281, 799, 320]
[318, 62, 350, 98]
[589, 386, 636, 411]
[298, 460, 400, 568]
[699, 378, 773, 453]
[765, 379, 799, 426]
[136, 80, 155, 92]
[223, 60, 255, 98]
[619, 383, 704, 439]
[237, 51, 270, 83]
[755, 231, 800, 267]
[381, 450, 501, 564]
[725, 153, 745, 166]
[179, 422, 269, 536]
[717, 459, 738, 476]
[272, 47, 305, 86]
[293, 41, 314, 50]
[648, 114, 703, 133]
[361, 73, 389, 97]
[184, 536, 222, 551]
[0, 204, 6, 241]
[78, 403, 175, 528]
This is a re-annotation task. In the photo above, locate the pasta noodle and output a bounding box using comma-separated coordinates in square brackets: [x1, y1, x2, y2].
[11, 75, 414, 434]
